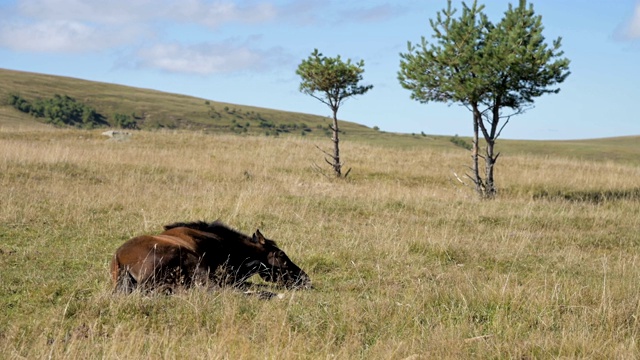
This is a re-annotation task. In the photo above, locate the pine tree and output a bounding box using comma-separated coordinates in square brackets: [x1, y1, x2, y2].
[297, 49, 373, 177]
[399, 0, 570, 197]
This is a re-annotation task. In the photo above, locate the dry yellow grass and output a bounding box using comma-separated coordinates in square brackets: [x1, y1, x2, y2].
[0, 123, 638, 359]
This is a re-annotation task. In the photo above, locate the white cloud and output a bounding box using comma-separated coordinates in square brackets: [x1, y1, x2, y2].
[275, 0, 324, 25]
[0, 20, 137, 52]
[0, 0, 155, 52]
[0, 0, 285, 54]
[135, 41, 290, 75]
[16, 0, 156, 24]
[338, 4, 408, 24]
[169, 0, 278, 28]
[624, 2, 640, 39]
[12, 0, 279, 28]
[0, 0, 368, 73]
[270, 1, 408, 26]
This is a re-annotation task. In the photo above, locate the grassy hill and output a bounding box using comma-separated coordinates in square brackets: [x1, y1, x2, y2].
[0, 68, 379, 138]
[1, 67, 639, 165]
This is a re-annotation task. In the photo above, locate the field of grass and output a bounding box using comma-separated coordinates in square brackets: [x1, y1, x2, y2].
[1, 113, 639, 359]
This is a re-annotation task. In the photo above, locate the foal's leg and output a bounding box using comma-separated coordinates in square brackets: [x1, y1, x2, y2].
[114, 267, 137, 293]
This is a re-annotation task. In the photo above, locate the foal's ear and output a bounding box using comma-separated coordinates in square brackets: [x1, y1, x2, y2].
[252, 229, 266, 245]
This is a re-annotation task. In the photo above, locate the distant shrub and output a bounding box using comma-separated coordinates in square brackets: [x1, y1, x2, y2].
[259, 119, 275, 129]
[8, 93, 32, 113]
[450, 134, 472, 150]
[9, 93, 104, 129]
[112, 113, 138, 129]
[209, 109, 221, 119]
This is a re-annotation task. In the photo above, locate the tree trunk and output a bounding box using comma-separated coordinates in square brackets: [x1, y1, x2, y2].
[483, 103, 500, 197]
[331, 107, 342, 177]
[471, 104, 484, 196]
[484, 139, 497, 198]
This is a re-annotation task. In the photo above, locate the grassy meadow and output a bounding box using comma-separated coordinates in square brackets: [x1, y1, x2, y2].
[1, 116, 639, 359]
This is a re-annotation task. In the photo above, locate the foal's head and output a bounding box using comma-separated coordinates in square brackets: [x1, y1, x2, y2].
[251, 230, 311, 289]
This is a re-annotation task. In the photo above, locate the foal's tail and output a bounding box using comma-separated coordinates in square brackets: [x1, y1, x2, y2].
[110, 254, 136, 293]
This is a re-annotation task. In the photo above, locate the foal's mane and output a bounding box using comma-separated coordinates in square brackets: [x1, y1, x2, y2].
[164, 220, 221, 232]
[163, 220, 277, 247]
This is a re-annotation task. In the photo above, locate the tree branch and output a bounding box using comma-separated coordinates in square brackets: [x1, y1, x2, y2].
[315, 145, 336, 161]
[344, 167, 352, 178]
[495, 116, 510, 140]
[311, 162, 332, 179]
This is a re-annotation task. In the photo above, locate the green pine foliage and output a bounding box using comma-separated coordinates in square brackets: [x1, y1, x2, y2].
[297, 49, 373, 110]
[398, 0, 570, 198]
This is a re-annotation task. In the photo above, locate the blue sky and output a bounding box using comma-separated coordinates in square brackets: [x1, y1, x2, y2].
[0, 0, 638, 140]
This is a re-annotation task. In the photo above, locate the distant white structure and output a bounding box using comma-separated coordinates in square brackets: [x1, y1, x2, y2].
[101, 130, 131, 141]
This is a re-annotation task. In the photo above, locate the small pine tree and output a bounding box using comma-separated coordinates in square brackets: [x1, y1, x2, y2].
[296, 49, 373, 177]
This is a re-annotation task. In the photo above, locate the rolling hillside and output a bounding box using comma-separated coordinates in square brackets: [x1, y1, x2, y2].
[0, 68, 378, 137]
[1, 67, 639, 165]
